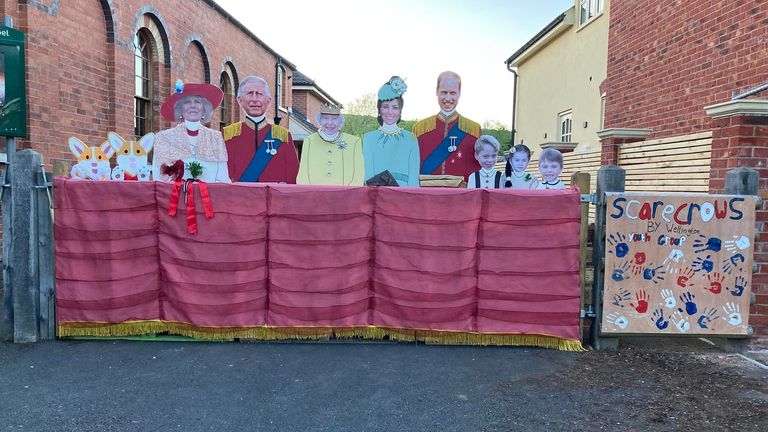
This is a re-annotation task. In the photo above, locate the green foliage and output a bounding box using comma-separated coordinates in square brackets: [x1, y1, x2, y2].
[186, 161, 203, 180]
[482, 128, 512, 154]
[342, 114, 416, 138]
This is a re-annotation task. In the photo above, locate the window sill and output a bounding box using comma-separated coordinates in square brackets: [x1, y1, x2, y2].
[576, 11, 604, 32]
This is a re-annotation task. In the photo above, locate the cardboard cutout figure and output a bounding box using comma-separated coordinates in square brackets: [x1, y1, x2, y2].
[467, 135, 505, 189]
[413, 71, 480, 181]
[109, 132, 154, 181]
[362, 76, 420, 187]
[224, 75, 299, 183]
[297, 104, 364, 185]
[68, 137, 114, 180]
[536, 148, 565, 190]
[153, 80, 231, 183]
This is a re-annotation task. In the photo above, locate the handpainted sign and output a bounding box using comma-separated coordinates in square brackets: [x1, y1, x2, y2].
[0, 26, 27, 137]
[601, 192, 755, 336]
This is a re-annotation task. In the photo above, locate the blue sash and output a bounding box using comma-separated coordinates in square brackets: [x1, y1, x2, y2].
[240, 129, 282, 182]
[420, 123, 468, 175]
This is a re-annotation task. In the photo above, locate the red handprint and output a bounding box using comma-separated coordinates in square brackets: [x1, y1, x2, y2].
[630, 290, 649, 314]
[676, 267, 695, 289]
[706, 272, 724, 295]
[633, 252, 647, 266]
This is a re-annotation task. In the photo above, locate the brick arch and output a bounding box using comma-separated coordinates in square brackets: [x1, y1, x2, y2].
[182, 36, 211, 84]
[220, 57, 240, 92]
[130, 7, 171, 66]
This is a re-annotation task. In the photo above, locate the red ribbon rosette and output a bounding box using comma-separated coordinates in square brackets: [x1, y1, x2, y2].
[163, 160, 214, 235]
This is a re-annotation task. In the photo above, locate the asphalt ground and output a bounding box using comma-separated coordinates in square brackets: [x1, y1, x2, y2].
[1, 338, 766, 432]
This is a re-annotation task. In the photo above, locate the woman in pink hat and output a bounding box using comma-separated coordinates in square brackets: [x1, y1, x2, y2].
[152, 81, 231, 182]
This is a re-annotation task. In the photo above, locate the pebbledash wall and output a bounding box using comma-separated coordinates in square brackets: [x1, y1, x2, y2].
[0, 0, 299, 168]
[601, 1, 768, 336]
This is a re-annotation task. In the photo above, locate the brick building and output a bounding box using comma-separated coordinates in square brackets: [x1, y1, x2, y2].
[288, 70, 341, 146]
[0, 0, 340, 168]
[600, 1, 768, 335]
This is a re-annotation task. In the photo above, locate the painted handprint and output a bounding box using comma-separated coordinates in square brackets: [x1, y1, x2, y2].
[678, 291, 698, 316]
[697, 307, 720, 330]
[611, 289, 632, 307]
[721, 253, 745, 275]
[727, 275, 747, 297]
[651, 308, 669, 331]
[693, 234, 722, 253]
[722, 302, 742, 326]
[671, 310, 691, 333]
[607, 232, 630, 258]
[632, 251, 647, 266]
[724, 235, 750, 253]
[641, 264, 666, 285]
[606, 313, 629, 330]
[630, 290, 649, 314]
[611, 261, 632, 282]
[660, 289, 676, 309]
[676, 267, 696, 289]
[705, 272, 724, 295]
[663, 248, 685, 274]
[691, 254, 715, 274]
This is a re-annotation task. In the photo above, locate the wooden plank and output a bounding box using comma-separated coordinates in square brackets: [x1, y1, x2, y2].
[618, 147, 711, 160]
[11, 150, 42, 343]
[36, 170, 55, 340]
[571, 172, 591, 318]
[626, 131, 712, 147]
[619, 138, 712, 154]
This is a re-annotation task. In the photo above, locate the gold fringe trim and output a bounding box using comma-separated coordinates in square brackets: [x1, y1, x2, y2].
[223, 122, 243, 141]
[58, 322, 585, 351]
[58, 321, 167, 337]
[270, 124, 289, 143]
[458, 116, 481, 137]
[412, 116, 437, 137]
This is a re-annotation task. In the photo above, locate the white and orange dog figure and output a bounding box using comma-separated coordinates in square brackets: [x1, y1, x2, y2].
[108, 132, 154, 181]
[68, 137, 114, 180]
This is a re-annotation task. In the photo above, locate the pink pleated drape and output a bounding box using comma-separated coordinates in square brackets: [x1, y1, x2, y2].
[55, 179, 581, 342]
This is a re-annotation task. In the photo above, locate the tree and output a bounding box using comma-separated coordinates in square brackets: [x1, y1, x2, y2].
[344, 93, 378, 117]
[482, 119, 512, 154]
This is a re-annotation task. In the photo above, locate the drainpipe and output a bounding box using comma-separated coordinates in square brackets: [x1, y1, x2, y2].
[274, 58, 283, 125]
[506, 61, 518, 147]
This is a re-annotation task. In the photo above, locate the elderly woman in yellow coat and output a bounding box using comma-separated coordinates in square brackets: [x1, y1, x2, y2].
[296, 104, 364, 185]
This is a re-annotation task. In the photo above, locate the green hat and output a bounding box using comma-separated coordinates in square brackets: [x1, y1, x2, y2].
[378, 76, 407, 101]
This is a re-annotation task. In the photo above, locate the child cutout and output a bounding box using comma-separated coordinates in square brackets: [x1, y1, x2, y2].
[504, 144, 539, 189]
[536, 148, 565, 189]
[467, 135, 505, 189]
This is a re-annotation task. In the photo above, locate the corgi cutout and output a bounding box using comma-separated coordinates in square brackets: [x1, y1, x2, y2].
[109, 132, 154, 180]
[68, 137, 114, 181]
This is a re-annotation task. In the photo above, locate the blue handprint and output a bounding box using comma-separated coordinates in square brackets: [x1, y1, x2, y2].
[651, 308, 669, 331]
[642, 264, 666, 285]
[697, 307, 720, 330]
[728, 275, 747, 297]
[611, 289, 632, 307]
[608, 232, 630, 258]
[721, 253, 745, 275]
[611, 261, 632, 282]
[691, 254, 715, 274]
[678, 291, 698, 316]
[693, 235, 722, 253]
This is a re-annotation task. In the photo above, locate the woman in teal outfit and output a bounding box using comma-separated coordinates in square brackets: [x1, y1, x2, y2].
[363, 76, 421, 187]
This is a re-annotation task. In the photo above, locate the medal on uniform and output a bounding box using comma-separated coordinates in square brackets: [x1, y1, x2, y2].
[448, 136, 457, 153]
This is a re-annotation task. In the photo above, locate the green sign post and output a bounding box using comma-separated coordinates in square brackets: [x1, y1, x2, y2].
[0, 26, 27, 137]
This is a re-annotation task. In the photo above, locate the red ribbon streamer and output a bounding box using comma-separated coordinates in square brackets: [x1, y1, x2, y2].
[167, 180, 214, 235]
[168, 179, 183, 216]
[186, 180, 197, 234]
[197, 181, 214, 219]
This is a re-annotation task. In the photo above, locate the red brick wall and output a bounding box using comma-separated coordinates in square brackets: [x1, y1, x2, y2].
[293, 91, 309, 118]
[3, 0, 294, 168]
[605, 2, 768, 337]
[603, 1, 768, 137]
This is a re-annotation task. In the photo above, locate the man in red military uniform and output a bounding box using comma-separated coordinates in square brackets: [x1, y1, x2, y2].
[413, 71, 481, 181]
[224, 75, 299, 183]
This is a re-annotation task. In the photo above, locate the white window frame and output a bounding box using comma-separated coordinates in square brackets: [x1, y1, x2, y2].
[558, 110, 573, 143]
[579, 0, 604, 26]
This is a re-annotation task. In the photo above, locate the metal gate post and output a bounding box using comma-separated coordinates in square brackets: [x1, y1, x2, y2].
[589, 165, 625, 350]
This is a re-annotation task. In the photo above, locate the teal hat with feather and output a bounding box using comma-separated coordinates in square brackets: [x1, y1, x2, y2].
[377, 76, 407, 101]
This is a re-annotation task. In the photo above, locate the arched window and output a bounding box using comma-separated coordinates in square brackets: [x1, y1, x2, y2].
[134, 31, 152, 136]
[219, 72, 233, 131]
